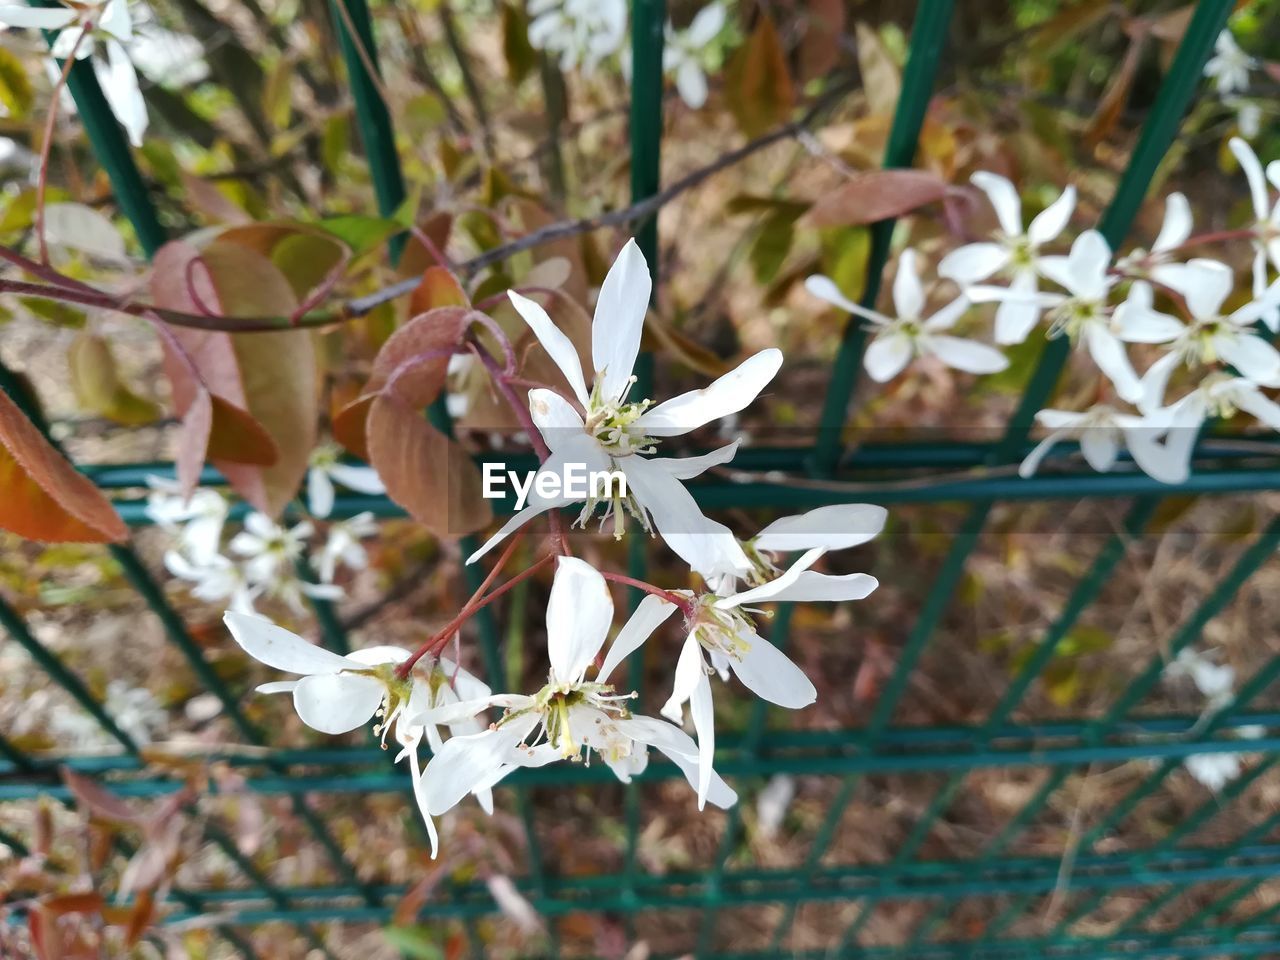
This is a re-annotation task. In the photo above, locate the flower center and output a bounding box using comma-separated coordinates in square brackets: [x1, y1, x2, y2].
[1047, 298, 1103, 341]
[504, 680, 637, 761]
[690, 598, 757, 663]
[1003, 233, 1036, 271]
[741, 539, 783, 588]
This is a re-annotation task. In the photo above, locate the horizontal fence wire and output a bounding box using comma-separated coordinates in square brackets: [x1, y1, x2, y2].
[1, 0, 1276, 955]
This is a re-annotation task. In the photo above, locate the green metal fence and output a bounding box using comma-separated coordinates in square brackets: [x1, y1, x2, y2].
[4, 0, 1280, 956]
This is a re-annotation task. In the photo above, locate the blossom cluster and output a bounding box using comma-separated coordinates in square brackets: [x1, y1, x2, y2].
[228, 239, 887, 856]
[808, 137, 1280, 486]
[528, 0, 727, 108]
[1202, 27, 1268, 140]
[145, 447, 383, 615]
[1163, 646, 1264, 791]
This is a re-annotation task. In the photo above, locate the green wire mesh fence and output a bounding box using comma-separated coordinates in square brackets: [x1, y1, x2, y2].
[5, 0, 1280, 957]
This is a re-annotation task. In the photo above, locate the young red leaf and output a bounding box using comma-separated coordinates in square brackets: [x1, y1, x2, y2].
[62, 769, 140, 824]
[409, 265, 470, 315]
[0, 388, 127, 544]
[806, 169, 950, 227]
[369, 305, 473, 409]
[366, 396, 491, 537]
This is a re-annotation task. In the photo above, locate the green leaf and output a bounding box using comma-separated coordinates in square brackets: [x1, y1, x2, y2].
[381, 927, 444, 960]
[0, 47, 33, 118]
[502, 2, 537, 84]
[750, 211, 795, 285]
[319, 216, 403, 255]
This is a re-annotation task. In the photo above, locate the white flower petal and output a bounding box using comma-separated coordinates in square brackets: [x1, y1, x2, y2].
[621, 454, 734, 574]
[0, 6, 77, 29]
[308, 468, 335, 519]
[254, 680, 298, 694]
[223, 611, 355, 675]
[546, 556, 613, 683]
[1084, 324, 1143, 404]
[1114, 281, 1183, 343]
[634, 348, 782, 437]
[716, 548, 825, 609]
[421, 717, 536, 815]
[1216, 334, 1280, 386]
[592, 238, 651, 403]
[649, 439, 740, 480]
[938, 243, 1010, 286]
[754, 503, 888, 553]
[292, 673, 385, 734]
[528, 387, 586, 451]
[922, 295, 972, 333]
[327, 463, 386, 495]
[993, 271, 1043, 345]
[1026, 185, 1077, 246]
[690, 671, 715, 809]
[927, 335, 1009, 375]
[1230, 136, 1270, 221]
[1079, 426, 1120, 473]
[99, 41, 147, 147]
[1018, 431, 1065, 479]
[892, 250, 926, 319]
[1153, 193, 1192, 252]
[864, 331, 913, 382]
[675, 59, 708, 108]
[971, 172, 1022, 237]
[686, 2, 726, 45]
[1234, 384, 1280, 432]
[662, 633, 704, 720]
[804, 275, 891, 325]
[508, 290, 590, 406]
[1162, 259, 1234, 321]
[597, 593, 678, 685]
[729, 631, 817, 709]
[1138, 352, 1180, 414]
[748, 570, 879, 603]
[1123, 423, 1188, 485]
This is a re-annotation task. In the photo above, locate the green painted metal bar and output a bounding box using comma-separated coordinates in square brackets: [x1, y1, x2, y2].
[957, 519, 1280, 947]
[850, 498, 1159, 950]
[9, 708, 1273, 776]
[8, 724, 1277, 803]
[809, 2, 1237, 947]
[329, 0, 406, 232]
[811, 0, 956, 476]
[623, 0, 665, 933]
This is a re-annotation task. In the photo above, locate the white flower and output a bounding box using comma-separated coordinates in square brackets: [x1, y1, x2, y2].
[1228, 137, 1280, 330]
[938, 173, 1077, 344]
[230, 512, 314, 584]
[316, 511, 378, 584]
[1116, 193, 1192, 285]
[806, 251, 1008, 383]
[1165, 647, 1236, 710]
[0, 0, 147, 146]
[224, 611, 492, 855]
[527, 0, 627, 73]
[103, 680, 167, 745]
[1152, 258, 1280, 384]
[1184, 752, 1241, 791]
[469, 239, 781, 574]
[1234, 100, 1263, 139]
[418, 558, 736, 841]
[696, 503, 887, 596]
[1139, 363, 1280, 483]
[978, 230, 1146, 403]
[1018, 404, 1184, 484]
[145, 476, 228, 563]
[164, 551, 260, 613]
[659, 549, 877, 807]
[663, 3, 725, 109]
[306, 444, 385, 519]
[1203, 30, 1254, 95]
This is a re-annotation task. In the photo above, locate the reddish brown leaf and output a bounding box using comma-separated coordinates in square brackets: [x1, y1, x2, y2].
[724, 14, 794, 138]
[123, 889, 156, 946]
[369, 306, 473, 409]
[806, 169, 949, 227]
[41, 892, 105, 917]
[797, 0, 845, 81]
[1085, 36, 1144, 148]
[0, 388, 127, 543]
[409, 266, 470, 315]
[62, 769, 139, 824]
[367, 396, 491, 537]
[393, 862, 447, 926]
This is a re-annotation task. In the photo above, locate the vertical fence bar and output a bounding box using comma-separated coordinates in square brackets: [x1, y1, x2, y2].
[623, 0, 665, 931]
[810, 0, 955, 476]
